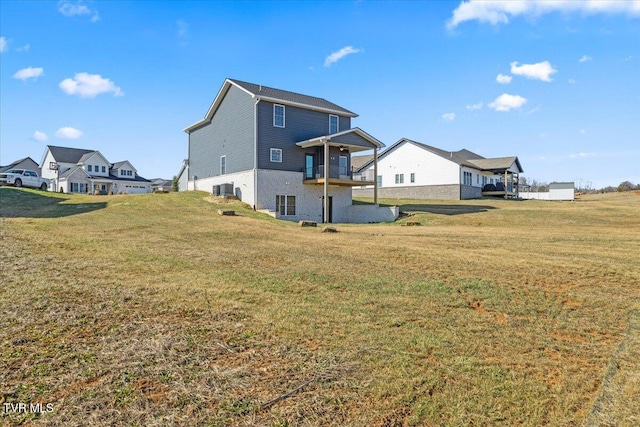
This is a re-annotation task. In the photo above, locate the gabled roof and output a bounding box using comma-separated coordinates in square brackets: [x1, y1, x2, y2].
[296, 128, 385, 153]
[351, 154, 374, 171]
[58, 165, 90, 179]
[356, 138, 523, 173]
[46, 145, 95, 164]
[110, 160, 137, 172]
[0, 157, 39, 173]
[468, 157, 524, 173]
[77, 150, 111, 167]
[229, 79, 357, 116]
[184, 78, 357, 132]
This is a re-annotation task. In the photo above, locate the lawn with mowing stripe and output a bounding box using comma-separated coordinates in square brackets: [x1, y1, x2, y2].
[1, 187, 639, 426]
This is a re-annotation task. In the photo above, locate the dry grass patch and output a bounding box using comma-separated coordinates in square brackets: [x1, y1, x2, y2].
[1, 188, 639, 426]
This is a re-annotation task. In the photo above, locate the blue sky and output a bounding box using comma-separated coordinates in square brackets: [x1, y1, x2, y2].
[1, 0, 638, 187]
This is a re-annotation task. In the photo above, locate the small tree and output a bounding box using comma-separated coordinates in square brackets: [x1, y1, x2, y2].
[172, 175, 179, 192]
[617, 181, 634, 192]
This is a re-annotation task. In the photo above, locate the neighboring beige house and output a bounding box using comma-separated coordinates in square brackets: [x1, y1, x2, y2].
[40, 145, 151, 194]
[353, 138, 524, 200]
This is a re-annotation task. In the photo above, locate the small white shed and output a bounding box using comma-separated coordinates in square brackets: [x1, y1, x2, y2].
[549, 182, 575, 201]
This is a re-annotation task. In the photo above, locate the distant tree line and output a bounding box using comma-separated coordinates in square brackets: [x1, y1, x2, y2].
[519, 177, 639, 194]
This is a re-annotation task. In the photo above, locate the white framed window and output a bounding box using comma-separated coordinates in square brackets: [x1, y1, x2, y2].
[463, 171, 472, 185]
[395, 174, 404, 184]
[329, 115, 339, 134]
[220, 155, 226, 175]
[273, 104, 285, 128]
[410, 173, 415, 183]
[377, 175, 382, 187]
[270, 148, 282, 163]
[102, 166, 106, 173]
[88, 165, 92, 172]
[276, 195, 296, 216]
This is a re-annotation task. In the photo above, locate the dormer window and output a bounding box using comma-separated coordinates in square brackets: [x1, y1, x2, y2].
[273, 104, 285, 128]
[329, 115, 339, 134]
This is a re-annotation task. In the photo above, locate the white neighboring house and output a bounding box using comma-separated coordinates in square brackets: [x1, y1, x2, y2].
[40, 146, 151, 194]
[353, 138, 524, 200]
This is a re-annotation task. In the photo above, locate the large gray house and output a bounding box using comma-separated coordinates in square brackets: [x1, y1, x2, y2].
[183, 78, 397, 223]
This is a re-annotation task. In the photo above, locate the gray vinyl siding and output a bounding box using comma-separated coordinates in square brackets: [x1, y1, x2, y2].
[256, 101, 351, 171]
[188, 85, 255, 180]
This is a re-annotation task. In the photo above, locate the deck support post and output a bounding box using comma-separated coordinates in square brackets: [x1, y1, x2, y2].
[373, 146, 378, 206]
[504, 170, 508, 199]
[323, 139, 329, 223]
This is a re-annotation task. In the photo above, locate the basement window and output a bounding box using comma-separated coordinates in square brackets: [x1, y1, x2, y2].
[276, 195, 296, 216]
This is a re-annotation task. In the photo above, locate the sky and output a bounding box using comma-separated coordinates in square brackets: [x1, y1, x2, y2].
[1, 0, 638, 188]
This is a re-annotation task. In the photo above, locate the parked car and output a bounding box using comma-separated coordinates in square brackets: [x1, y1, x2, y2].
[0, 169, 50, 190]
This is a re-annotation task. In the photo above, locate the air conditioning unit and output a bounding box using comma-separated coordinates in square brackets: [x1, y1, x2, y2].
[212, 185, 221, 196]
[220, 183, 234, 196]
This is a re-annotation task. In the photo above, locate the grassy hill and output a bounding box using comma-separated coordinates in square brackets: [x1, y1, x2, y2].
[1, 187, 639, 426]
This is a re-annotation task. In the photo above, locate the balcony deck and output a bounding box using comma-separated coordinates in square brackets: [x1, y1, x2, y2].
[303, 177, 375, 187]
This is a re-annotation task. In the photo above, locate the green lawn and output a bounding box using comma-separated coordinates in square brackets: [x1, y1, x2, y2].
[1, 187, 639, 426]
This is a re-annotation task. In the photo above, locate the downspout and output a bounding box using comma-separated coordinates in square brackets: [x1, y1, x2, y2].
[254, 98, 259, 209]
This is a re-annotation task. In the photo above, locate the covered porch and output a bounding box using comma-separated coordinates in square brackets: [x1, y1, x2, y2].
[473, 157, 524, 199]
[296, 128, 385, 222]
[88, 178, 115, 195]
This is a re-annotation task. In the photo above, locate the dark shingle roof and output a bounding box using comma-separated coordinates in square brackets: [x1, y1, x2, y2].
[58, 165, 85, 178]
[0, 157, 38, 173]
[48, 146, 95, 164]
[356, 138, 523, 173]
[229, 79, 357, 117]
[351, 154, 374, 172]
[468, 157, 523, 172]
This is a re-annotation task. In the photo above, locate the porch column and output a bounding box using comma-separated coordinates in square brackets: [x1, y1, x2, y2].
[323, 139, 329, 223]
[504, 170, 508, 199]
[373, 146, 378, 206]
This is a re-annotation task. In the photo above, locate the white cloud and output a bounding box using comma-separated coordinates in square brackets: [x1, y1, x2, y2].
[13, 67, 44, 81]
[324, 46, 362, 67]
[510, 61, 557, 82]
[466, 102, 483, 111]
[579, 129, 586, 134]
[177, 20, 189, 37]
[442, 113, 456, 121]
[59, 72, 123, 98]
[447, 0, 640, 29]
[58, 1, 99, 22]
[488, 93, 527, 112]
[33, 131, 48, 141]
[55, 127, 83, 139]
[16, 43, 30, 52]
[569, 152, 596, 159]
[0, 36, 7, 53]
[496, 73, 512, 84]
[579, 55, 592, 63]
[568, 78, 576, 84]
[526, 105, 541, 115]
